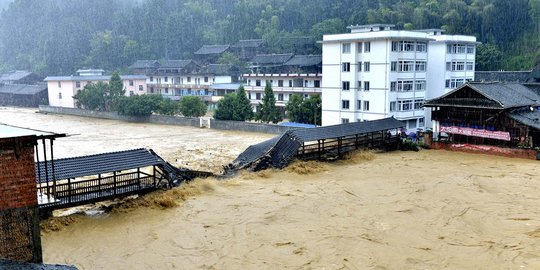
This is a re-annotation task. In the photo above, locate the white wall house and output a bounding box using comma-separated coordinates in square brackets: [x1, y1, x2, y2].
[321, 24, 477, 130]
[242, 73, 321, 111]
[45, 69, 147, 108]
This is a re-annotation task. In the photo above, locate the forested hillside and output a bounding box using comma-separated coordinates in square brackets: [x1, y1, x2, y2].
[0, 0, 538, 75]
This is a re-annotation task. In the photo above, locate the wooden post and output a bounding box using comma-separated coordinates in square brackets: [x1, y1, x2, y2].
[317, 140, 321, 160]
[113, 171, 117, 196]
[68, 178, 72, 204]
[137, 168, 141, 190]
[98, 174, 102, 194]
[338, 137, 342, 157]
[153, 165, 157, 187]
[355, 134, 359, 149]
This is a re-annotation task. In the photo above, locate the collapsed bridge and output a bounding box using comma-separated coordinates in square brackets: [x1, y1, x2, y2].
[227, 117, 404, 172]
[36, 148, 212, 212]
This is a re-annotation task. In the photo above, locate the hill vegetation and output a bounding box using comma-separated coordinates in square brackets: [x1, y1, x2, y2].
[0, 0, 538, 75]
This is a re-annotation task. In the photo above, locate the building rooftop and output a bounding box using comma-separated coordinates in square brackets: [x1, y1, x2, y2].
[129, 60, 160, 70]
[250, 54, 294, 65]
[0, 70, 34, 82]
[0, 84, 47, 95]
[284, 55, 322, 67]
[426, 82, 540, 109]
[44, 75, 147, 81]
[159, 60, 195, 69]
[347, 24, 395, 33]
[0, 123, 65, 139]
[194, 45, 230, 55]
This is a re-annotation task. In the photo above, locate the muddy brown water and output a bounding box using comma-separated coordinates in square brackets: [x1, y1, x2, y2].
[2, 107, 540, 269]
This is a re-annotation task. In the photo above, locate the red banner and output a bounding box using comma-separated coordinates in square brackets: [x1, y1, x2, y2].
[439, 126, 511, 141]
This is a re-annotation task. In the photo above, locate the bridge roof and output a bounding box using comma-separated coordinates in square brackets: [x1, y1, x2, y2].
[35, 148, 165, 182]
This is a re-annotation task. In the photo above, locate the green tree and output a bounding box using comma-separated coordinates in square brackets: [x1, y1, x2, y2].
[117, 94, 162, 117]
[156, 97, 180, 116]
[476, 43, 503, 70]
[214, 93, 236, 120]
[286, 94, 321, 125]
[233, 85, 254, 121]
[179, 96, 207, 117]
[73, 82, 107, 110]
[285, 93, 304, 123]
[107, 71, 125, 111]
[255, 83, 282, 124]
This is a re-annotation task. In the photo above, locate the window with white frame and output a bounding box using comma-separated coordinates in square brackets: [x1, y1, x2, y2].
[390, 81, 397, 91]
[363, 100, 370, 111]
[364, 81, 370, 91]
[466, 45, 475, 54]
[445, 78, 466, 88]
[398, 61, 415, 72]
[357, 81, 362, 91]
[419, 117, 425, 127]
[397, 80, 414, 92]
[342, 43, 351, 54]
[416, 42, 427, 52]
[58, 92, 62, 99]
[466, 62, 474, 71]
[255, 80, 261, 86]
[447, 44, 467, 54]
[256, 93, 261, 99]
[415, 80, 426, 91]
[314, 80, 320, 88]
[391, 61, 397, 72]
[364, 62, 370, 72]
[278, 80, 283, 87]
[415, 61, 426, 72]
[342, 99, 350, 109]
[138, 85, 143, 91]
[357, 42, 363, 53]
[357, 100, 362, 110]
[398, 100, 413, 111]
[278, 93, 284, 101]
[414, 99, 424, 110]
[357, 61, 362, 72]
[342, 81, 350, 91]
[364, 42, 371, 52]
[446, 61, 466, 71]
[342, 118, 350, 124]
[390, 101, 397, 112]
[342, 62, 351, 72]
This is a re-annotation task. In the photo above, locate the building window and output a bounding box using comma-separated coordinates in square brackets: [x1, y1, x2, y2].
[408, 119, 417, 129]
[256, 93, 261, 100]
[256, 80, 261, 86]
[129, 91, 134, 96]
[342, 62, 351, 72]
[342, 118, 350, 124]
[391, 61, 397, 72]
[415, 61, 426, 72]
[390, 101, 397, 112]
[397, 81, 414, 92]
[342, 99, 350, 109]
[204, 76, 209, 83]
[416, 42, 427, 52]
[447, 44, 467, 54]
[398, 61, 415, 72]
[314, 80, 320, 88]
[390, 82, 397, 92]
[419, 117, 425, 127]
[278, 93, 284, 101]
[289, 80, 293, 87]
[364, 81, 370, 91]
[187, 77, 191, 83]
[358, 81, 362, 91]
[304, 80, 308, 87]
[165, 88, 169, 94]
[357, 100, 362, 110]
[164, 77, 168, 82]
[364, 42, 371, 52]
[467, 45, 475, 54]
[415, 80, 426, 91]
[466, 62, 474, 71]
[363, 100, 370, 111]
[249, 93, 252, 99]
[357, 61, 362, 72]
[357, 42, 363, 53]
[398, 100, 413, 111]
[342, 81, 350, 91]
[129, 80, 134, 86]
[278, 80, 283, 87]
[447, 61, 466, 71]
[392, 41, 415, 52]
[364, 62, 370, 72]
[445, 78, 466, 88]
[150, 87, 154, 93]
[414, 99, 424, 110]
[150, 76, 153, 82]
[342, 43, 351, 54]
[139, 85, 143, 91]
[58, 81, 61, 88]
[75, 81, 81, 88]
[58, 92, 62, 99]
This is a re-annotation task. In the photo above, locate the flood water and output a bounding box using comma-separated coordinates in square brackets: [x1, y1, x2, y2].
[2, 107, 540, 269]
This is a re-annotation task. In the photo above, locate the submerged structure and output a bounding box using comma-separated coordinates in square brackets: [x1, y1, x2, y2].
[228, 117, 404, 172]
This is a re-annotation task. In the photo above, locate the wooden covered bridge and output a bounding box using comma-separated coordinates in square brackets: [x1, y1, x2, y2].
[227, 117, 404, 171]
[36, 148, 212, 213]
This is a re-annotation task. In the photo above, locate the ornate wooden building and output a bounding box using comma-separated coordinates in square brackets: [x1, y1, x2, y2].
[425, 82, 540, 148]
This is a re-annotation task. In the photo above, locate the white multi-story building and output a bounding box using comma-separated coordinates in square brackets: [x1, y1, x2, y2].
[243, 73, 321, 111]
[45, 69, 147, 108]
[321, 24, 477, 130]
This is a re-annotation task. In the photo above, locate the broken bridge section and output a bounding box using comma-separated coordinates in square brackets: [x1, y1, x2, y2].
[227, 117, 405, 171]
[35, 148, 213, 212]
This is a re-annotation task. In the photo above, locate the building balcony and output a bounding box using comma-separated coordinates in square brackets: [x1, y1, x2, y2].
[244, 85, 322, 94]
[147, 83, 211, 90]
